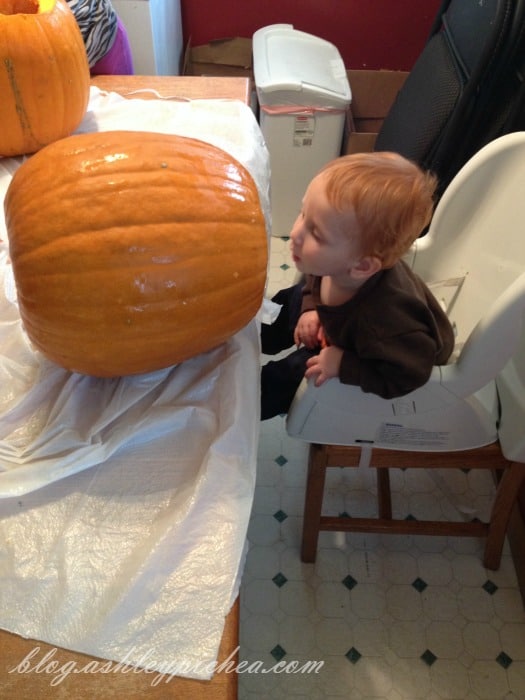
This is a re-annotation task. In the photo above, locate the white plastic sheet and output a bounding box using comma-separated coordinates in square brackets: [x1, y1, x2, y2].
[0, 88, 270, 679]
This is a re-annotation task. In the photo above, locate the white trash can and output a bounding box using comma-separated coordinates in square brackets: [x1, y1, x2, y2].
[253, 24, 351, 237]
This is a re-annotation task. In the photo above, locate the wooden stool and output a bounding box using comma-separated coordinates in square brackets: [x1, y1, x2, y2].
[301, 441, 525, 570]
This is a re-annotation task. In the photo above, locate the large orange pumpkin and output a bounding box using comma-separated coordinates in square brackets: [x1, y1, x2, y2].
[0, 0, 90, 157]
[4, 130, 268, 377]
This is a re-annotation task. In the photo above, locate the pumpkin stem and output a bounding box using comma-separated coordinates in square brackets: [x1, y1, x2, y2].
[0, 0, 46, 14]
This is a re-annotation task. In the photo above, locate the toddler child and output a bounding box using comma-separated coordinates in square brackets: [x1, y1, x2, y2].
[261, 151, 455, 420]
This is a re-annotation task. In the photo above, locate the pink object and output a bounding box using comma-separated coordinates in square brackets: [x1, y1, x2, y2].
[260, 105, 347, 116]
[90, 17, 134, 75]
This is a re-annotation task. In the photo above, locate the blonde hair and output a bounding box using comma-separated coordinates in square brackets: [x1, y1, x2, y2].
[319, 152, 437, 268]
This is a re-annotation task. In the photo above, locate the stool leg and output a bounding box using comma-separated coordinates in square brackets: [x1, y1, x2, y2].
[301, 444, 328, 563]
[377, 469, 393, 519]
[484, 462, 525, 570]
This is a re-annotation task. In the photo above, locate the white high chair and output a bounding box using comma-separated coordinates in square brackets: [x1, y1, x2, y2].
[286, 132, 525, 570]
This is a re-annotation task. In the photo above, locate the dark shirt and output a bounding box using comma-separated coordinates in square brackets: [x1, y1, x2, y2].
[300, 260, 455, 399]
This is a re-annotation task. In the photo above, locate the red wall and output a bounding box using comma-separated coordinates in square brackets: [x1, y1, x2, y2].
[181, 0, 443, 71]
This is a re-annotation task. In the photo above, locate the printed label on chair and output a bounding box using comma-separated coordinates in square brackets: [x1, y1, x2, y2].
[377, 423, 450, 447]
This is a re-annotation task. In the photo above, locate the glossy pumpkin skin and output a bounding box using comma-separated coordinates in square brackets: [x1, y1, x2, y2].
[0, 0, 90, 157]
[4, 131, 268, 377]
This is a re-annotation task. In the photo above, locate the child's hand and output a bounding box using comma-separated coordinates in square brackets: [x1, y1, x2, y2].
[293, 310, 321, 348]
[305, 346, 343, 386]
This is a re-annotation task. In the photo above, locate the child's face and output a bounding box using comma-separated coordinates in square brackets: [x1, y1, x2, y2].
[290, 173, 362, 279]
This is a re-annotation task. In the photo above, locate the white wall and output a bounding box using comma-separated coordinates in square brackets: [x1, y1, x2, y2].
[112, 0, 183, 75]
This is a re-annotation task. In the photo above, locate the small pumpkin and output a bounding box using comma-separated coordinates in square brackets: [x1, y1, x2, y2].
[0, 0, 90, 157]
[4, 130, 268, 377]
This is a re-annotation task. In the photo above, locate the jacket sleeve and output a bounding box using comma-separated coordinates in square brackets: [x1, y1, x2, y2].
[300, 275, 316, 314]
[338, 329, 440, 399]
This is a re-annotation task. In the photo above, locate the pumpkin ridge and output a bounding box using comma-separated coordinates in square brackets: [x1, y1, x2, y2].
[11, 219, 266, 269]
[14, 268, 266, 308]
[18, 265, 266, 319]
[20, 312, 257, 377]
[34, 7, 90, 137]
[59, 172, 256, 197]
[14, 233, 267, 297]
[16, 130, 243, 173]
[6, 181, 261, 236]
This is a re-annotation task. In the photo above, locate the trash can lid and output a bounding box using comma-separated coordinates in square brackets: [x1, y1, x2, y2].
[253, 24, 351, 107]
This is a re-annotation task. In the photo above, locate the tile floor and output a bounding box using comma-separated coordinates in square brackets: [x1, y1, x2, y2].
[238, 236, 525, 700]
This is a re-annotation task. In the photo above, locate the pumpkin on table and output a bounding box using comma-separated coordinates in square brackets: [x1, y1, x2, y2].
[4, 130, 268, 377]
[0, 0, 90, 157]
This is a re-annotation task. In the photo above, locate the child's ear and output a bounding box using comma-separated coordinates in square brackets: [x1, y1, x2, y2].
[350, 255, 382, 280]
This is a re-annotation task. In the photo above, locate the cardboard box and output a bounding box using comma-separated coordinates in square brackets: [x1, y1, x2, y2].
[343, 69, 409, 154]
[183, 37, 253, 80]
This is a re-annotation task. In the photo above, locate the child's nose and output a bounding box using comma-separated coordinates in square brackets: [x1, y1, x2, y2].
[290, 214, 303, 243]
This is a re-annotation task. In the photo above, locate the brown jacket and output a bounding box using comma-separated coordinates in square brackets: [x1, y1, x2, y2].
[301, 260, 455, 399]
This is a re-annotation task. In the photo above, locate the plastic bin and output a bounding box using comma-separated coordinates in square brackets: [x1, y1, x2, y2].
[253, 24, 351, 237]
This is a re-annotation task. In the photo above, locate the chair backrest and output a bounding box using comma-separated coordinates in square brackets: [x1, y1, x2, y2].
[408, 131, 525, 354]
[375, 0, 525, 195]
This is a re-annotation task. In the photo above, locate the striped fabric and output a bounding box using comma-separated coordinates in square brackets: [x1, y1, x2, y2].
[67, 0, 118, 68]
